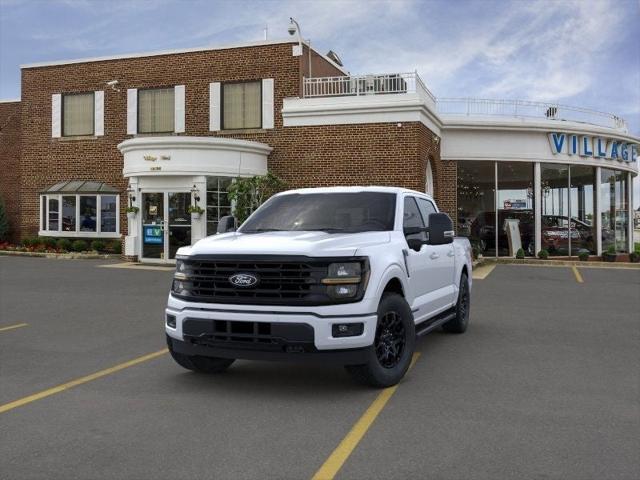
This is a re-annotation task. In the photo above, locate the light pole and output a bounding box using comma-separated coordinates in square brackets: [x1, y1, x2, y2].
[288, 17, 311, 78]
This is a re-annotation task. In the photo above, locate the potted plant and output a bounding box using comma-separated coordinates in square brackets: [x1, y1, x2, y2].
[577, 251, 589, 262]
[603, 245, 617, 262]
[187, 205, 204, 220]
[515, 248, 525, 259]
[537, 249, 549, 260]
[126, 206, 139, 221]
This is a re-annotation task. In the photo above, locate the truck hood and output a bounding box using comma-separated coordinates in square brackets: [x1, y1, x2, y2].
[182, 231, 392, 257]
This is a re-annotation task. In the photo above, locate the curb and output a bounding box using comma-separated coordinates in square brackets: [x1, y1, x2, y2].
[0, 250, 121, 260]
[481, 257, 640, 269]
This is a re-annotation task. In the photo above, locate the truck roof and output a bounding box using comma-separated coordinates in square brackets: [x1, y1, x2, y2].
[278, 186, 432, 198]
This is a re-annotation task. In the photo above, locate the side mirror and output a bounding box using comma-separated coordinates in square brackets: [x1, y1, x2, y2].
[428, 213, 454, 245]
[217, 215, 237, 234]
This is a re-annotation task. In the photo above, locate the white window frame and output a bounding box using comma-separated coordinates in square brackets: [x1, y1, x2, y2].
[39, 193, 120, 238]
[61, 92, 96, 137]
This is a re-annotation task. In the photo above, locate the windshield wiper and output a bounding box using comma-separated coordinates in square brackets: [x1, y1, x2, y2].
[240, 228, 286, 233]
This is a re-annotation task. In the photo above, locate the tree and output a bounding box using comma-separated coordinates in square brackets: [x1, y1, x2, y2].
[0, 196, 9, 242]
[226, 173, 286, 224]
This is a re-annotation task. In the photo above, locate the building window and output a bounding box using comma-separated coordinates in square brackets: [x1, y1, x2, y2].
[138, 88, 175, 133]
[206, 177, 232, 235]
[222, 81, 261, 130]
[457, 161, 496, 256]
[39, 194, 120, 237]
[601, 169, 628, 253]
[62, 92, 94, 136]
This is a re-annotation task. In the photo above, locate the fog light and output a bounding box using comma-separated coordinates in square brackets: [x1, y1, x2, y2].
[327, 284, 358, 299]
[332, 323, 364, 338]
[166, 314, 176, 328]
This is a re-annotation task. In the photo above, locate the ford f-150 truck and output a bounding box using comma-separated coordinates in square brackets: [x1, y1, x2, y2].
[166, 187, 472, 387]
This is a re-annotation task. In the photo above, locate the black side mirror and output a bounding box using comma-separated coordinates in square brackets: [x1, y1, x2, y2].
[428, 213, 454, 245]
[217, 216, 237, 234]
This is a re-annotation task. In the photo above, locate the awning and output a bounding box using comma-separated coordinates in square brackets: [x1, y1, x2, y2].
[41, 180, 120, 194]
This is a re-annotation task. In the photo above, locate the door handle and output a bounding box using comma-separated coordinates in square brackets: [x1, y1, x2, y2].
[447, 250, 455, 257]
[430, 252, 440, 260]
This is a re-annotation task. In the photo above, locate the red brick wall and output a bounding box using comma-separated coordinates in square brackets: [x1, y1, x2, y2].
[0, 101, 21, 242]
[15, 41, 446, 241]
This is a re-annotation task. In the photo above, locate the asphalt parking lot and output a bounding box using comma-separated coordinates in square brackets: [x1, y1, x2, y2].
[0, 257, 638, 480]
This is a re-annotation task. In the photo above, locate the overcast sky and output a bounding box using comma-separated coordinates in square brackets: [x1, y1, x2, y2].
[1, 0, 639, 204]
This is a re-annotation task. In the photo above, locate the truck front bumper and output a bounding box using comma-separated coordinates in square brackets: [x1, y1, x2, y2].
[165, 294, 378, 363]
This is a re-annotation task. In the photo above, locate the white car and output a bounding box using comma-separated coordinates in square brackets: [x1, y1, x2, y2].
[166, 186, 472, 387]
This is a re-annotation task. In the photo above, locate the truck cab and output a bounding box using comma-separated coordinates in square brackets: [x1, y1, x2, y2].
[166, 186, 472, 387]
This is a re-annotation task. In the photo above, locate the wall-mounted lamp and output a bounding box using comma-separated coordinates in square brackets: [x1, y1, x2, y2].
[126, 186, 136, 206]
[191, 185, 201, 204]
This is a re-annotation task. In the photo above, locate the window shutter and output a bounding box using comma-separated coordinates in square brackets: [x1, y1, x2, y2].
[209, 82, 220, 131]
[174, 85, 185, 133]
[94, 91, 104, 136]
[262, 78, 274, 129]
[127, 88, 137, 135]
[51, 94, 61, 138]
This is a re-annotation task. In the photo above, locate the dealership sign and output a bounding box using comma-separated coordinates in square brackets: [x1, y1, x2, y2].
[548, 133, 638, 163]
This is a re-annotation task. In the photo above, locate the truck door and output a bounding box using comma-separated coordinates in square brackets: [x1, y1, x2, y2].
[416, 197, 456, 312]
[402, 196, 436, 317]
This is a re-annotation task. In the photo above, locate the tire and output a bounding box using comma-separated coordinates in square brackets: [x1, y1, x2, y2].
[345, 293, 415, 388]
[167, 337, 235, 374]
[442, 272, 470, 333]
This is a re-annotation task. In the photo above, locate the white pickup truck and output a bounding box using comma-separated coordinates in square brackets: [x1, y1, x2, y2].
[166, 187, 472, 387]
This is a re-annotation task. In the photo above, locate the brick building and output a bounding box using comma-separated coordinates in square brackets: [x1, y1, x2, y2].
[0, 38, 638, 261]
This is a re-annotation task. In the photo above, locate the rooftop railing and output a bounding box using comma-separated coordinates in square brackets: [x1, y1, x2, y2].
[301, 74, 627, 132]
[436, 98, 628, 131]
[303, 72, 436, 103]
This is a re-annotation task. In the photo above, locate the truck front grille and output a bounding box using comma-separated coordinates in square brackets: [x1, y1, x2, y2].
[172, 256, 334, 305]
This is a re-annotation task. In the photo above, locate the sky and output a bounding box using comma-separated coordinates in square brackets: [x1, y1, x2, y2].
[1, 0, 639, 203]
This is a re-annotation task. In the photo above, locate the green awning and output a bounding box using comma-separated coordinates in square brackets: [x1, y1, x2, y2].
[41, 180, 120, 194]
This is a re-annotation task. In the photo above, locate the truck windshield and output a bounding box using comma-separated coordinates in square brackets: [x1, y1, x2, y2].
[239, 192, 396, 234]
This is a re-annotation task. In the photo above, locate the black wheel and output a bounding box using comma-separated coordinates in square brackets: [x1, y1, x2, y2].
[345, 293, 415, 388]
[167, 337, 235, 373]
[442, 273, 470, 333]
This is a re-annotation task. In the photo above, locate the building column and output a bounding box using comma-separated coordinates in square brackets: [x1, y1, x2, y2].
[595, 167, 602, 256]
[628, 172, 634, 253]
[534, 162, 541, 256]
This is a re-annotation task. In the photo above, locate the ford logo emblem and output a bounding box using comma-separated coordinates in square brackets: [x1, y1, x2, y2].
[229, 273, 259, 288]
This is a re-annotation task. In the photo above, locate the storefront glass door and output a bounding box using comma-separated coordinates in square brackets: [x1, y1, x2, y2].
[141, 192, 191, 262]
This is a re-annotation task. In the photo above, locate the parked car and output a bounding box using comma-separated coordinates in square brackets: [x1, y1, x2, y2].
[165, 187, 472, 387]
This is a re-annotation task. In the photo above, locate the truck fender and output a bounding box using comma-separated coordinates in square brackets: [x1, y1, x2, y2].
[369, 263, 411, 305]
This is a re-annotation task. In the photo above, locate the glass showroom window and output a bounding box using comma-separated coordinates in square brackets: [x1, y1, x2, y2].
[457, 161, 496, 257]
[541, 164, 570, 256]
[222, 81, 261, 130]
[40, 194, 119, 237]
[601, 169, 628, 253]
[569, 166, 596, 255]
[206, 177, 233, 235]
[62, 92, 94, 136]
[138, 88, 175, 133]
[497, 162, 535, 256]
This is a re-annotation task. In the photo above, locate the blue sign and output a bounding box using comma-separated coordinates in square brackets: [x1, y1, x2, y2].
[548, 132, 638, 163]
[144, 226, 163, 244]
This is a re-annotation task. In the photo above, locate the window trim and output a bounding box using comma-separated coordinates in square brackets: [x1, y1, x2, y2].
[136, 86, 176, 134]
[61, 91, 95, 137]
[221, 80, 263, 130]
[39, 193, 120, 238]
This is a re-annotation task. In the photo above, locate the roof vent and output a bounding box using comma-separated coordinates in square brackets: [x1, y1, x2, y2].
[326, 50, 343, 67]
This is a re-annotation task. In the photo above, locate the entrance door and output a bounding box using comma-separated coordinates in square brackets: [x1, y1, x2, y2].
[141, 192, 191, 262]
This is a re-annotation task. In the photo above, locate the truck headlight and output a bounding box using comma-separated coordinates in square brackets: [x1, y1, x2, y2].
[322, 262, 365, 299]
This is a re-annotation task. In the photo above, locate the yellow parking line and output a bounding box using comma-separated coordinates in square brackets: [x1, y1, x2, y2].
[311, 352, 421, 480]
[572, 265, 584, 283]
[0, 349, 168, 415]
[0, 323, 28, 333]
[472, 263, 496, 280]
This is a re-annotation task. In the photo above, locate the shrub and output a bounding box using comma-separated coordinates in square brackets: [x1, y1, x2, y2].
[40, 237, 58, 249]
[21, 237, 36, 247]
[578, 251, 589, 261]
[109, 240, 122, 254]
[57, 238, 73, 251]
[90, 240, 106, 252]
[515, 248, 525, 259]
[630, 252, 640, 263]
[606, 244, 616, 255]
[537, 249, 549, 260]
[0, 196, 9, 242]
[71, 239, 88, 252]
